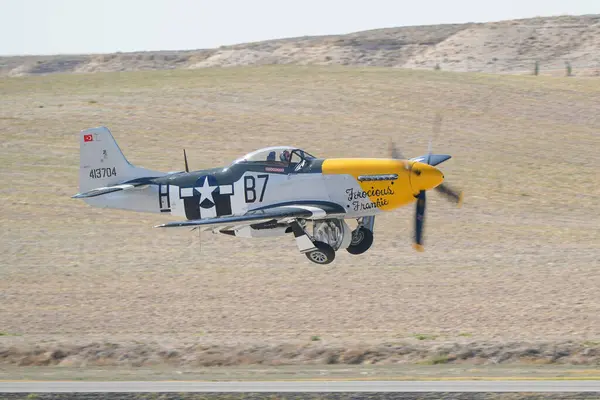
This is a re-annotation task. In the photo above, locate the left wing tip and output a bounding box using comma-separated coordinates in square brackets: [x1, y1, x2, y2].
[154, 222, 187, 228]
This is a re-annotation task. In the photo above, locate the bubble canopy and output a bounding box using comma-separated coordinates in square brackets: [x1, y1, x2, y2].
[232, 146, 316, 165]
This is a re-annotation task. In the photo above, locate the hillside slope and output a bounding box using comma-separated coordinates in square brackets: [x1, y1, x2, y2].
[1, 14, 599, 76]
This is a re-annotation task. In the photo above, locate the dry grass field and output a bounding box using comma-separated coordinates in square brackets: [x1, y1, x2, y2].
[1, 66, 599, 371]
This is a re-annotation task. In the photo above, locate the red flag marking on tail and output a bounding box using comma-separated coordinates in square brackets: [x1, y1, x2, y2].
[84, 134, 93, 142]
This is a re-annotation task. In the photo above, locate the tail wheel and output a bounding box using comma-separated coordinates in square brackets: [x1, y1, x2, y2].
[346, 227, 374, 255]
[305, 241, 336, 264]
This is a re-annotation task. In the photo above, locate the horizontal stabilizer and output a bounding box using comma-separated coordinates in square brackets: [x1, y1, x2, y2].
[410, 154, 451, 166]
[71, 183, 146, 199]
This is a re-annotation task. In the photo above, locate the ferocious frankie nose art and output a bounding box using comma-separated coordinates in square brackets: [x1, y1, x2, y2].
[73, 127, 463, 264]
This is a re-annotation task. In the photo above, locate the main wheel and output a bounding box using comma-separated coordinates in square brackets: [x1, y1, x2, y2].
[346, 227, 374, 255]
[305, 241, 336, 264]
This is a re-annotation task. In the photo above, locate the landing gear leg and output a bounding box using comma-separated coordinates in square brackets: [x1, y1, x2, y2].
[290, 220, 336, 265]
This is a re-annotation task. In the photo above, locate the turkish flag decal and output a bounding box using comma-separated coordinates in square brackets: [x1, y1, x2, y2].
[84, 134, 93, 142]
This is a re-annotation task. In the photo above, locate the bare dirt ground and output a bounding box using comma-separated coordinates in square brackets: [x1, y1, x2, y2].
[1, 14, 599, 77]
[0, 67, 599, 374]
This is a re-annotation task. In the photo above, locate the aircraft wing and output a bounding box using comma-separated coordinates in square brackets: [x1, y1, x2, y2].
[155, 202, 346, 229]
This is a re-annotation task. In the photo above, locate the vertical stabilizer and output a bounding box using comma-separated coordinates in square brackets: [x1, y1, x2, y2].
[78, 126, 162, 192]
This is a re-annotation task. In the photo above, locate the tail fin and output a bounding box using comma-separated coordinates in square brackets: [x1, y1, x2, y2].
[79, 126, 162, 192]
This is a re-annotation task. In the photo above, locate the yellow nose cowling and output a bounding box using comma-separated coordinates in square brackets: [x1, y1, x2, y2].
[410, 161, 444, 193]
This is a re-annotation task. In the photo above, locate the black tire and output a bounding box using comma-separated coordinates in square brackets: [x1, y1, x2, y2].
[346, 227, 374, 255]
[305, 241, 336, 264]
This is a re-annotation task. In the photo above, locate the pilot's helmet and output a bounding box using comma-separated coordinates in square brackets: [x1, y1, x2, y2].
[280, 150, 290, 161]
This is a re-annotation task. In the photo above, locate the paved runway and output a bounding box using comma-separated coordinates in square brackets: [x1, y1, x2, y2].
[1, 380, 599, 392]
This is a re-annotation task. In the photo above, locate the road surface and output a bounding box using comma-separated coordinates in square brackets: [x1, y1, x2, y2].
[1, 380, 599, 392]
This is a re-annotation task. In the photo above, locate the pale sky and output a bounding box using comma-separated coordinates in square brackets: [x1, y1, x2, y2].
[1, 0, 598, 56]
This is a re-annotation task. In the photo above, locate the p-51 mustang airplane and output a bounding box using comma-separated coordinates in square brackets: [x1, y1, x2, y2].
[72, 127, 462, 264]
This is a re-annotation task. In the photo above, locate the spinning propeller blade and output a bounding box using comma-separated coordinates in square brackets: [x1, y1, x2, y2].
[388, 112, 463, 252]
[413, 191, 426, 252]
[435, 183, 463, 207]
[389, 139, 404, 160]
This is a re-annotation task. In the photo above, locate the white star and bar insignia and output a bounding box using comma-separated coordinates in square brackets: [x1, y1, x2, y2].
[179, 176, 234, 218]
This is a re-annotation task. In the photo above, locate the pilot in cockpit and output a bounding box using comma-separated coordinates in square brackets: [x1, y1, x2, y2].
[279, 150, 291, 163]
